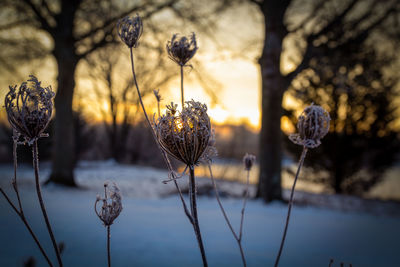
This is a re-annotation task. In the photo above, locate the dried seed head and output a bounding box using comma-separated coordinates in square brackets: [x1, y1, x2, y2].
[155, 100, 211, 166]
[153, 89, 162, 102]
[95, 181, 123, 226]
[289, 104, 330, 148]
[166, 33, 198, 66]
[243, 153, 256, 171]
[117, 15, 143, 48]
[5, 75, 54, 145]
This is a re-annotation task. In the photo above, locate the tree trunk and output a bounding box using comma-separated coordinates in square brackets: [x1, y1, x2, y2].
[256, 1, 290, 202]
[48, 49, 78, 186]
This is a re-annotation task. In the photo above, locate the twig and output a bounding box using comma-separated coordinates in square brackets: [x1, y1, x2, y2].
[129, 47, 193, 225]
[274, 147, 308, 267]
[208, 163, 248, 267]
[189, 165, 208, 267]
[33, 140, 63, 267]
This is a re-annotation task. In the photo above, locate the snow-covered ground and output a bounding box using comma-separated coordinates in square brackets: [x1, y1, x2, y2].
[0, 161, 399, 266]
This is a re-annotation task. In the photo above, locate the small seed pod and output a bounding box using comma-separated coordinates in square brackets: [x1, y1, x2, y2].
[153, 89, 162, 102]
[117, 15, 143, 48]
[166, 33, 198, 66]
[155, 100, 211, 166]
[4, 75, 54, 145]
[243, 153, 256, 171]
[289, 104, 330, 148]
[95, 181, 123, 226]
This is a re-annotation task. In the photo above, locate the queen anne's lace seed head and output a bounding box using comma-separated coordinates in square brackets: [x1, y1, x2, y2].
[166, 33, 198, 66]
[155, 100, 211, 166]
[243, 153, 256, 171]
[95, 181, 123, 226]
[117, 15, 143, 48]
[5, 75, 54, 145]
[200, 129, 218, 164]
[289, 104, 330, 149]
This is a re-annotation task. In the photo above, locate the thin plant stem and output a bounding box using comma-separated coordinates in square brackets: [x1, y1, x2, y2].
[208, 164, 248, 267]
[0, 188, 54, 266]
[157, 101, 161, 118]
[11, 137, 23, 213]
[107, 226, 111, 267]
[180, 65, 184, 108]
[33, 140, 63, 267]
[188, 166, 208, 267]
[129, 48, 193, 224]
[274, 147, 308, 267]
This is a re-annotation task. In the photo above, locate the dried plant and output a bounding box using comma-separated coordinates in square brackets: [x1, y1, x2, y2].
[118, 14, 207, 266]
[4, 75, 54, 145]
[117, 15, 143, 48]
[166, 33, 198, 107]
[155, 100, 211, 166]
[208, 152, 255, 267]
[95, 182, 123, 267]
[153, 89, 162, 117]
[2, 76, 62, 267]
[274, 104, 330, 267]
[166, 33, 198, 67]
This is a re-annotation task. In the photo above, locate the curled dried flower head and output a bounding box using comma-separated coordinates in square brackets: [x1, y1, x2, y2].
[95, 181, 123, 226]
[155, 100, 211, 166]
[243, 153, 256, 171]
[117, 14, 143, 48]
[153, 89, 162, 102]
[289, 104, 330, 148]
[5, 75, 54, 145]
[166, 33, 198, 66]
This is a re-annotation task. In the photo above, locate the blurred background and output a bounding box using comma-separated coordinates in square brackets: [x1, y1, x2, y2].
[0, 0, 400, 266]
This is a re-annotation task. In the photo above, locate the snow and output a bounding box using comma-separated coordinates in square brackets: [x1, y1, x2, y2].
[0, 161, 399, 266]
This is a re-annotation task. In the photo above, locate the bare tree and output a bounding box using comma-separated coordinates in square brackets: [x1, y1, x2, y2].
[241, 0, 400, 201]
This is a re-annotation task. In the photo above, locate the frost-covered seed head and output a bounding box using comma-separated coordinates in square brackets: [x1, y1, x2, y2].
[5, 75, 54, 145]
[95, 181, 123, 226]
[243, 153, 256, 171]
[117, 15, 143, 48]
[166, 33, 198, 66]
[200, 129, 218, 163]
[155, 100, 211, 166]
[289, 104, 330, 148]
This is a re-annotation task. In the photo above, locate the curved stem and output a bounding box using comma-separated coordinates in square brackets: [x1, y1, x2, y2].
[208, 164, 247, 267]
[129, 48, 193, 224]
[107, 226, 111, 267]
[180, 65, 184, 108]
[274, 147, 308, 267]
[0, 188, 53, 266]
[189, 166, 208, 267]
[33, 140, 63, 267]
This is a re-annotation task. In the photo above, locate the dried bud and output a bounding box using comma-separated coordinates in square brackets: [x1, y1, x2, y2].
[5, 75, 54, 145]
[166, 33, 198, 66]
[153, 89, 162, 102]
[117, 15, 143, 48]
[155, 100, 211, 166]
[289, 104, 330, 148]
[243, 153, 256, 171]
[95, 181, 123, 226]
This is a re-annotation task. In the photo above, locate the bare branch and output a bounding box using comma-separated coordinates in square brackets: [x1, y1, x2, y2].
[21, 0, 54, 34]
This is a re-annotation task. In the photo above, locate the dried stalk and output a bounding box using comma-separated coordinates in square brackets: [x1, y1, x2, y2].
[189, 166, 208, 267]
[107, 226, 111, 267]
[208, 163, 248, 267]
[180, 65, 184, 108]
[0, 138, 53, 266]
[33, 140, 63, 267]
[274, 147, 308, 267]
